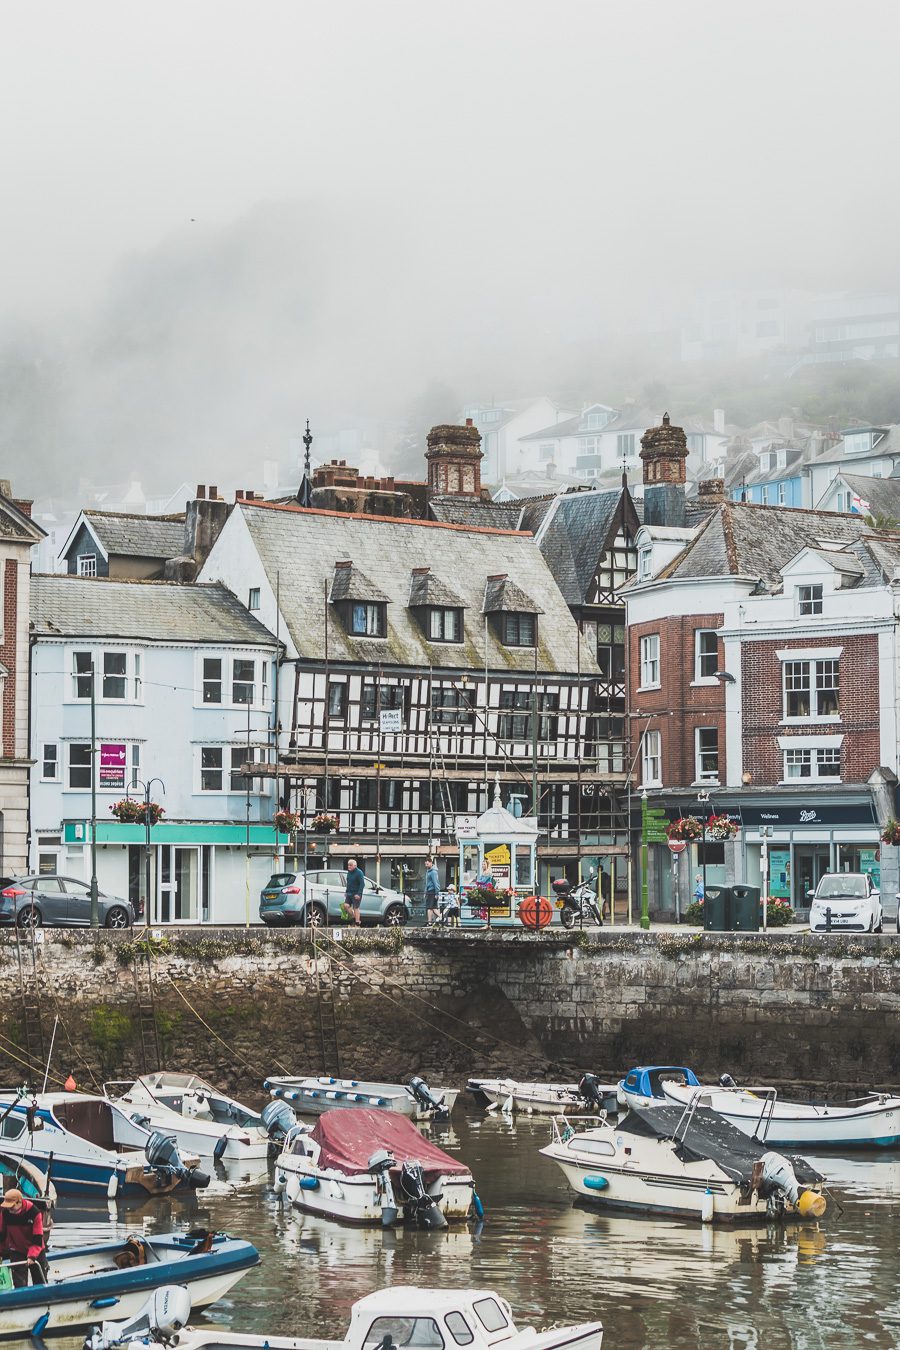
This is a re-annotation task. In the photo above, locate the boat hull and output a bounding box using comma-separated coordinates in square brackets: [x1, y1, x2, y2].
[266, 1078, 458, 1121]
[278, 1159, 473, 1225]
[7, 1153, 195, 1199]
[658, 1084, 900, 1149]
[480, 1081, 591, 1116]
[0, 1235, 259, 1341]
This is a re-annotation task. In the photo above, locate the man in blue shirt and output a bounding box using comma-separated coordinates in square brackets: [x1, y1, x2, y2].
[424, 857, 440, 924]
[344, 858, 365, 927]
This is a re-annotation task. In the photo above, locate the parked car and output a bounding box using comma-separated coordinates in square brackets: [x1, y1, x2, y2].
[0, 875, 136, 929]
[808, 872, 883, 934]
[259, 869, 410, 927]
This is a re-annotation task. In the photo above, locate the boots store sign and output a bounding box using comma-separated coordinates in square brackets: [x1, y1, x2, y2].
[740, 802, 875, 826]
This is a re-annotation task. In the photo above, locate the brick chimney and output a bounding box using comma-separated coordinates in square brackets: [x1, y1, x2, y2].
[697, 478, 726, 506]
[640, 413, 687, 527]
[425, 421, 483, 498]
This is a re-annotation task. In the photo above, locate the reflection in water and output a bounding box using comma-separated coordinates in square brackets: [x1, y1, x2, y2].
[48, 1112, 900, 1349]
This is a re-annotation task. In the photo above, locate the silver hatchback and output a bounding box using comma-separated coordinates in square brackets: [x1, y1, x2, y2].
[259, 869, 410, 927]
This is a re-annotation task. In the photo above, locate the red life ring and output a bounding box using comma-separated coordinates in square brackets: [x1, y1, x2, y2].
[518, 895, 553, 929]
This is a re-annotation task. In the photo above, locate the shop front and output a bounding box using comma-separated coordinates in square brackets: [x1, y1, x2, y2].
[738, 796, 881, 910]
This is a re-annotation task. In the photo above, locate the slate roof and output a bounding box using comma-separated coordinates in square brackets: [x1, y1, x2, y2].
[329, 561, 390, 604]
[428, 497, 521, 529]
[232, 502, 593, 673]
[408, 568, 466, 608]
[482, 575, 542, 615]
[534, 487, 639, 607]
[659, 503, 872, 584]
[812, 425, 900, 465]
[30, 575, 278, 645]
[830, 473, 900, 520]
[81, 510, 186, 560]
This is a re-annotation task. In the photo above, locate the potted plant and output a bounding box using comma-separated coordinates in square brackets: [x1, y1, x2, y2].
[763, 896, 793, 927]
[881, 819, 900, 846]
[110, 798, 164, 826]
[666, 816, 703, 842]
[684, 897, 704, 926]
[274, 809, 301, 835]
[705, 813, 739, 841]
[311, 812, 339, 834]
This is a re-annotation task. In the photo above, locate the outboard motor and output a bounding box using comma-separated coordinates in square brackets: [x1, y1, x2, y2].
[578, 1074, 606, 1111]
[398, 1159, 447, 1229]
[719, 1073, 738, 1089]
[367, 1148, 398, 1227]
[408, 1075, 450, 1121]
[759, 1151, 826, 1218]
[261, 1099, 297, 1144]
[145, 1131, 209, 1190]
[83, 1283, 192, 1349]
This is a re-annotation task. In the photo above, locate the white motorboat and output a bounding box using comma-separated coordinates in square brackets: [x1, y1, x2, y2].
[0, 1090, 209, 1198]
[540, 1101, 827, 1224]
[274, 1106, 476, 1226]
[475, 1074, 617, 1116]
[84, 1282, 603, 1350]
[265, 1074, 458, 1120]
[105, 1074, 288, 1162]
[0, 1150, 56, 1211]
[0, 1230, 258, 1342]
[619, 1064, 900, 1150]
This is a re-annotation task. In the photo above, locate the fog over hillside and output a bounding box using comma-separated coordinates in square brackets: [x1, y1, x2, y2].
[1, 0, 899, 497]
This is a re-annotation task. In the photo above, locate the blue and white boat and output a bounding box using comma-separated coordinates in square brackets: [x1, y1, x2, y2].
[0, 1091, 210, 1197]
[265, 1075, 458, 1120]
[617, 1065, 900, 1150]
[0, 1230, 258, 1341]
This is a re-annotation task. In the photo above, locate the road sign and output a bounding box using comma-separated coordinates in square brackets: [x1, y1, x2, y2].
[667, 839, 687, 854]
[645, 806, 668, 819]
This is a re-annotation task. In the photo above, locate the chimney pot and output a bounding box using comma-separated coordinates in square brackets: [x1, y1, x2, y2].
[196, 484, 206, 499]
[466, 417, 473, 426]
[235, 490, 244, 502]
[210, 485, 218, 499]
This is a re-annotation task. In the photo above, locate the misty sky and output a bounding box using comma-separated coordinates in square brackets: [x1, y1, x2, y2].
[2, 0, 899, 496]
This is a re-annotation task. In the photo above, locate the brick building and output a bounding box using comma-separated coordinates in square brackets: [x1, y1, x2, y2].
[625, 413, 900, 915]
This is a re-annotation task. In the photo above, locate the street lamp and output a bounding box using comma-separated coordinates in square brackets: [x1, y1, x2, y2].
[131, 778, 165, 930]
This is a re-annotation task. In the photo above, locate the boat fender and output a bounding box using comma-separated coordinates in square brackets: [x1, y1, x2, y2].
[285, 1174, 301, 1203]
[273, 1171, 286, 1196]
[473, 1191, 485, 1220]
[701, 1188, 714, 1223]
[583, 1176, 609, 1191]
[107, 1172, 119, 1200]
[90, 1296, 121, 1309]
[31, 1314, 50, 1339]
[377, 1097, 387, 1106]
[213, 1136, 228, 1163]
[299, 1176, 320, 1190]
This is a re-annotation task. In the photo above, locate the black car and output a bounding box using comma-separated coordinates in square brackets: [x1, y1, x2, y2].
[0, 875, 136, 928]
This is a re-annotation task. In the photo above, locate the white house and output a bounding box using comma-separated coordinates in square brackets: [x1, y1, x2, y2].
[29, 575, 281, 924]
[461, 397, 578, 482]
[807, 425, 900, 506]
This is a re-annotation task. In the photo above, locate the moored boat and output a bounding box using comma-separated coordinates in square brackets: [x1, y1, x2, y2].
[0, 1091, 209, 1198]
[540, 1101, 827, 1224]
[0, 1230, 258, 1341]
[477, 1074, 617, 1115]
[105, 1073, 288, 1162]
[274, 1106, 476, 1226]
[265, 1074, 458, 1120]
[84, 1282, 603, 1350]
[618, 1064, 900, 1149]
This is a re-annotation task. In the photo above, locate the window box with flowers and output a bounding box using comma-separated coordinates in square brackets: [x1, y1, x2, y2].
[881, 820, 900, 846]
[666, 817, 703, 842]
[274, 809, 301, 836]
[110, 798, 165, 826]
[704, 814, 739, 841]
[311, 812, 339, 834]
[464, 881, 511, 918]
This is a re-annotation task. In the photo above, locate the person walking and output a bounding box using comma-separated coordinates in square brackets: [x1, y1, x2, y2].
[694, 874, 705, 903]
[424, 857, 441, 924]
[0, 1188, 47, 1287]
[344, 858, 365, 927]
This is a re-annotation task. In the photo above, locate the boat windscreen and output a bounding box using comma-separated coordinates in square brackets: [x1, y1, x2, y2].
[617, 1104, 823, 1186]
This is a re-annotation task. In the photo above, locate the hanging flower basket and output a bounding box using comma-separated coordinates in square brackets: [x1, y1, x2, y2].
[110, 798, 164, 826]
[666, 816, 703, 842]
[311, 812, 339, 834]
[705, 813, 739, 841]
[274, 809, 301, 835]
[881, 819, 900, 846]
[464, 882, 511, 908]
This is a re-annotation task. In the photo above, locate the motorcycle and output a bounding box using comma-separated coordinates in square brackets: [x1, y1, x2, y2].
[551, 877, 605, 930]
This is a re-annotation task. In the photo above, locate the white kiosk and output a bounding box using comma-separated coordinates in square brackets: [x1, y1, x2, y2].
[456, 779, 540, 924]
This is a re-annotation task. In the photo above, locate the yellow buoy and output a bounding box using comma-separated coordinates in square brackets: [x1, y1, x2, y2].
[797, 1189, 827, 1219]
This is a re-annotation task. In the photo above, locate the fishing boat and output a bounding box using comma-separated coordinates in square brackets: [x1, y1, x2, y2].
[0, 1091, 210, 1198]
[540, 1101, 827, 1223]
[0, 1152, 55, 1211]
[0, 1230, 258, 1342]
[273, 1106, 476, 1227]
[264, 1074, 458, 1120]
[84, 1282, 603, 1350]
[618, 1064, 900, 1149]
[475, 1075, 618, 1116]
[104, 1074, 291, 1162]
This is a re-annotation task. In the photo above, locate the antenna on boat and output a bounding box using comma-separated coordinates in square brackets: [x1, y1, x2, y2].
[42, 1016, 60, 1093]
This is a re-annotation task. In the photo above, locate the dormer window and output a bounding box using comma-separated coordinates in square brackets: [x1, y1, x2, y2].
[428, 607, 463, 643]
[844, 431, 872, 455]
[638, 546, 652, 581]
[351, 602, 386, 637]
[503, 613, 536, 647]
[797, 583, 823, 616]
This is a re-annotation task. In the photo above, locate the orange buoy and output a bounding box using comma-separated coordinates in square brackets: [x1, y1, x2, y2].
[64, 1074, 77, 1092]
[517, 895, 553, 930]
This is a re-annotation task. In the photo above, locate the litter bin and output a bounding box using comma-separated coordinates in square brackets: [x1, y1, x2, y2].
[731, 883, 761, 932]
[702, 885, 732, 932]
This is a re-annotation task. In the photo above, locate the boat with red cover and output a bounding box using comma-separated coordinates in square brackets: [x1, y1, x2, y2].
[273, 1107, 476, 1227]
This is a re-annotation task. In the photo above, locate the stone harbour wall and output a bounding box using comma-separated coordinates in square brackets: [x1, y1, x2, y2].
[2, 927, 900, 1101]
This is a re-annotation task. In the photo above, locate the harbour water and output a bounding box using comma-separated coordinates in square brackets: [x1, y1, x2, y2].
[53, 1109, 900, 1349]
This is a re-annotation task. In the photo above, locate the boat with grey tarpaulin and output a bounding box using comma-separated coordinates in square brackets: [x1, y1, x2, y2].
[265, 1074, 458, 1120]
